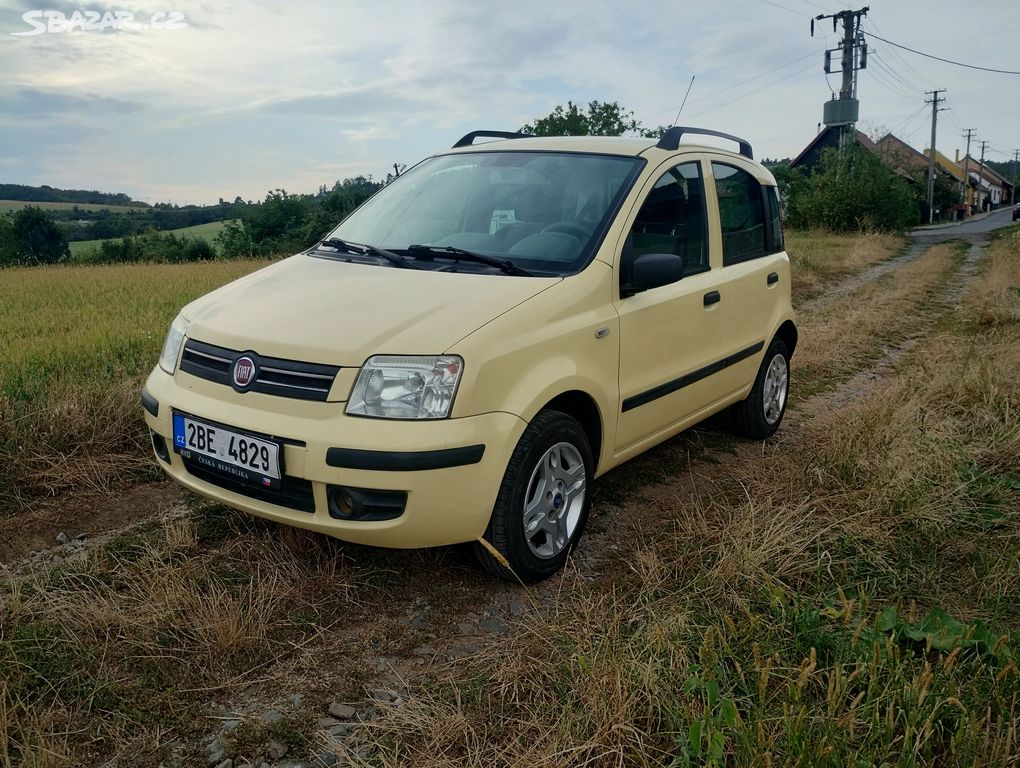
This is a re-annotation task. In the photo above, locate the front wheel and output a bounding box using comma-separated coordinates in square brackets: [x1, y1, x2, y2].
[474, 410, 593, 582]
[729, 337, 790, 440]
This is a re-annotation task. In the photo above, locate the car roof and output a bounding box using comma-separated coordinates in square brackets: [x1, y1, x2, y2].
[442, 134, 754, 159]
[439, 134, 776, 184]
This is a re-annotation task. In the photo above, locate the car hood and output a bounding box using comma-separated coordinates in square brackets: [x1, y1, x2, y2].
[182, 254, 561, 366]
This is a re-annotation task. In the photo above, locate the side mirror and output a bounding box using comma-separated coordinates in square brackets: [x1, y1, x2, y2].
[621, 252, 684, 297]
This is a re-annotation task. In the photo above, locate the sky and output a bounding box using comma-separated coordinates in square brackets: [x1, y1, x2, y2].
[0, 0, 1017, 205]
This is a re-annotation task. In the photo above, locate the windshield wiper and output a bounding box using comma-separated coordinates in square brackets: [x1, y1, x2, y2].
[406, 244, 532, 277]
[317, 238, 419, 270]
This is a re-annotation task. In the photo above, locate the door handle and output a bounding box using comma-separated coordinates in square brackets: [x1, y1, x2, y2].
[703, 291, 721, 307]
[767, 272, 779, 285]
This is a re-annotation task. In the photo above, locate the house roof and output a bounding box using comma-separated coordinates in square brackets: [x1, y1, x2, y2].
[924, 149, 966, 182]
[790, 126, 880, 169]
[877, 134, 930, 173]
[962, 156, 1009, 187]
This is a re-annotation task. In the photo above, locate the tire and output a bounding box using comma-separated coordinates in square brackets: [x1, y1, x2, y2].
[729, 337, 790, 440]
[474, 410, 594, 583]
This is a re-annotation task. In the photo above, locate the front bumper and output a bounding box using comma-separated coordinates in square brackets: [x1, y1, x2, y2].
[142, 367, 525, 548]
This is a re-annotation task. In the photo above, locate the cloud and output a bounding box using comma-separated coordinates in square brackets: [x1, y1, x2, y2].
[0, 0, 1017, 203]
[0, 87, 144, 119]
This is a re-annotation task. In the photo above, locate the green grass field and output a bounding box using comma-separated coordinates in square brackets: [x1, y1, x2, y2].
[0, 199, 149, 213]
[0, 258, 271, 505]
[67, 219, 235, 257]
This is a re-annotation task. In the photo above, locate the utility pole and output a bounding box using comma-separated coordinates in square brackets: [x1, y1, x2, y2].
[924, 89, 946, 224]
[978, 140, 990, 210]
[811, 7, 868, 146]
[962, 128, 975, 214]
[1012, 149, 1018, 205]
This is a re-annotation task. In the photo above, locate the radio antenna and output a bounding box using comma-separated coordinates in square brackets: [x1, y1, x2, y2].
[672, 75, 696, 126]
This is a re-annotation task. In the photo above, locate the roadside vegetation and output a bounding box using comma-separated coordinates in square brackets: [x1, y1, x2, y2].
[4, 226, 1017, 766]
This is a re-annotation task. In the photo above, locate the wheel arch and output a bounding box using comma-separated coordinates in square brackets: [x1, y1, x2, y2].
[539, 390, 603, 469]
[774, 319, 798, 357]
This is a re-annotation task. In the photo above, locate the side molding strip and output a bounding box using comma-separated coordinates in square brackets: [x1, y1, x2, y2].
[621, 341, 765, 412]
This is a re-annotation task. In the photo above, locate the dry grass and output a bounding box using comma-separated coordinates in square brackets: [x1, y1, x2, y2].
[963, 227, 1020, 327]
[786, 229, 905, 301]
[793, 242, 958, 391]
[0, 507, 366, 766]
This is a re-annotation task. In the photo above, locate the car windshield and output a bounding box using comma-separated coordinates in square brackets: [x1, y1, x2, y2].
[324, 151, 644, 275]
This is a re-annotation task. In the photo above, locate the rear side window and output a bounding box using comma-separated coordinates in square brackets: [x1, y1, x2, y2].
[712, 162, 767, 265]
[766, 186, 783, 253]
[627, 162, 708, 275]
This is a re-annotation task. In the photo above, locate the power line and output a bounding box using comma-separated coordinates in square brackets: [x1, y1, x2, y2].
[799, 0, 836, 12]
[643, 50, 817, 120]
[870, 51, 924, 93]
[900, 107, 932, 142]
[942, 95, 966, 134]
[863, 18, 928, 86]
[863, 31, 1020, 75]
[757, 0, 809, 17]
[890, 103, 928, 136]
[867, 58, 920, 101]
[684, 62, 817, 121]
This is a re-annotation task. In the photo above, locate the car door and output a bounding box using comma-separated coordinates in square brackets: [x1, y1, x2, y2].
[702, 159, 786, 398]
[614, 157, 726, 453]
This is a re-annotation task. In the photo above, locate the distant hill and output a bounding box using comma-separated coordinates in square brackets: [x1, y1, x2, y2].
[0, 183, 149, 208]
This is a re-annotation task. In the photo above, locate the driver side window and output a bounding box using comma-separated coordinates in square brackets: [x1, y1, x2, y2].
[626, 162, 708, 277]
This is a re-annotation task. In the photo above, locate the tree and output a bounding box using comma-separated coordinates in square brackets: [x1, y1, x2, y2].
[0, 214, 17, 267]
[11, 206, 69, 264]
[214, 219, 257, 259]
[244, 189, 311, 244]
[521, 100, 641, 137]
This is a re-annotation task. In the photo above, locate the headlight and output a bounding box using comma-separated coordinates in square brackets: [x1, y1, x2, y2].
[158, 315, 190, 374]
[347, 355, 463, 420]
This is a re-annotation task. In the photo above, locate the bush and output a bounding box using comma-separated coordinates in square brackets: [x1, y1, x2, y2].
[91, 231, 216, 264]
[786, 146, 919, 232]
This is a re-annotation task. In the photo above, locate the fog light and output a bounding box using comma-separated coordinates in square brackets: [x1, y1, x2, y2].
[327, 485, 407, 521]
[330, 488, 355, 519]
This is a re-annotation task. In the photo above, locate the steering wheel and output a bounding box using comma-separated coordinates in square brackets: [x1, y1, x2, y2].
[541, 221, 590, 241]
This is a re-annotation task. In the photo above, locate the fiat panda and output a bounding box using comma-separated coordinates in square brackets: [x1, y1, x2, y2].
[142, 127, 796, 582]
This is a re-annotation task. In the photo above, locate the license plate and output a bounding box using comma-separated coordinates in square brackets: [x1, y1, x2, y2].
[172, 413, 282, 487]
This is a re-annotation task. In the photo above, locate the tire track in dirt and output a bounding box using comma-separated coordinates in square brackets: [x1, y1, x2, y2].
[792, 235, 987, 420]
[799, 240, 931, 313]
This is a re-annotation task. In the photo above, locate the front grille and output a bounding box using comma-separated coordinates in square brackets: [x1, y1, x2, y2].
[183, 456, 316, 513]
[180, 339, 340, 402]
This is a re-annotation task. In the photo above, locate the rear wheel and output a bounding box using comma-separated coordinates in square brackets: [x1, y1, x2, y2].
[475, 410, 593, 582]
[729, 337, 790, 440]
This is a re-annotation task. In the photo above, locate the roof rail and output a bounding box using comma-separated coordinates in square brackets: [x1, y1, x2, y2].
[656, 126, 753, 159]
[452, 130, 528, 148]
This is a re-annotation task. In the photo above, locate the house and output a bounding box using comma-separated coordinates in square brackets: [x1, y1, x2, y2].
[789, 126, 884, 173]
[959, 155, 1012, 210]
[790, 127, 915, 184]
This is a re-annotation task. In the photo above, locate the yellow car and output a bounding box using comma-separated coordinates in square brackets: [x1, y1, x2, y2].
[142, 127, 796, 582]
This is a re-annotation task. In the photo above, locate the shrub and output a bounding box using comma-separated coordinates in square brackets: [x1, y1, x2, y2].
[786, 146, 919, 232]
